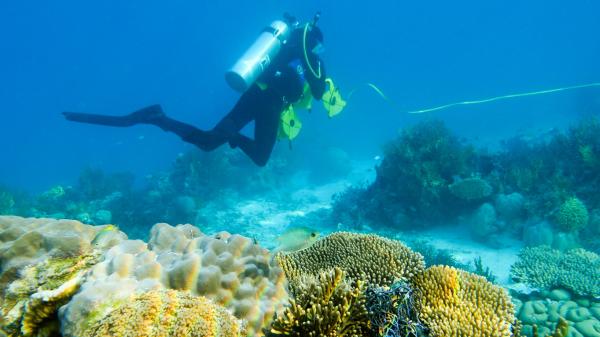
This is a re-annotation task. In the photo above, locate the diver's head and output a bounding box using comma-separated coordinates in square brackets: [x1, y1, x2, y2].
[298, 24, 324, 55]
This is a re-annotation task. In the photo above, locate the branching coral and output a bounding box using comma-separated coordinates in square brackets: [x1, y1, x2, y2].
[83, 289, 243, 337]
[266, 268, 371, 337]
[510, 246, 600, 297]
[410, 265, 515, 337]
[276, 232, 425, 288]
[555, 197, 589, 232]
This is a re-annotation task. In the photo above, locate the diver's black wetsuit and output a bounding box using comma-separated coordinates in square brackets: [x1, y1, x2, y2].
[63, 27, 326, 167]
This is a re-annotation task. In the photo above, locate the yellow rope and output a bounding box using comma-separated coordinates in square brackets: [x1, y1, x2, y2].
[348, 82, 600, 114]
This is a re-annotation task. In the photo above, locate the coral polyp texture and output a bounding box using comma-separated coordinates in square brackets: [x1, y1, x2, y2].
[60, 222, 288, 337]
[266, 267, 371, 337]
[0, 216, 125, 337]
[555, 197, 589, 232]
[275, 232, 425, 287]
[510, 245, 600, 297]
[410, 265, 515, 337]
[82, 289, 242, 337]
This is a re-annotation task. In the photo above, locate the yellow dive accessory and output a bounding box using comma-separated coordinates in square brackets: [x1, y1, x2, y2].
[278, 105, 303, 140]
[322, 78, 346, 118]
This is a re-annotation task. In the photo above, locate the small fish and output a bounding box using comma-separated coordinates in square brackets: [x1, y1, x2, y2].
[374, 155, 381, 161]
[275, 226, 320, 252]
[91, 224, 119, 245]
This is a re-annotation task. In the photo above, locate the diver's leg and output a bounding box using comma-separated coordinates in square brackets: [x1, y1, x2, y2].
[62, 104, 165, 127]
[229, 95, 282, 167]
[64, 104, 225, 152]
[160, 86, 260, 151]
[192, 86, 261, 151]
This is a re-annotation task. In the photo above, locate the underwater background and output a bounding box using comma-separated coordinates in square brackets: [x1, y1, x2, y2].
[1, 1, 600, 337]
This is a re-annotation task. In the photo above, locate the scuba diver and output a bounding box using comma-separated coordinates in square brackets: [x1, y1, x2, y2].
[63, 13, 345, 167]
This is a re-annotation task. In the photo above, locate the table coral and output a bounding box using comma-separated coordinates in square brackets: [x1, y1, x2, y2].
[82, 289, 243, 337]
[410, 265, 515, 337]
[276, 232, 425, 288]
[511, 246, 600, 297]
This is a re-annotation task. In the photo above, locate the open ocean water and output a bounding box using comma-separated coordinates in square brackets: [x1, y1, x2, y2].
[1, 1, 599, 337]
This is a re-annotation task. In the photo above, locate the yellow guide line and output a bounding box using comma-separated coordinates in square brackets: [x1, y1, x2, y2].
[347, 82, 600, 114]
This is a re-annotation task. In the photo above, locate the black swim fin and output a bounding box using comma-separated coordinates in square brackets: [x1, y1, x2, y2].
[63, 105, 165, 127]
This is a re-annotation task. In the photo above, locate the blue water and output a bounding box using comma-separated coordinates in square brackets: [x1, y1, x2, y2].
[1, 0, 599, 192]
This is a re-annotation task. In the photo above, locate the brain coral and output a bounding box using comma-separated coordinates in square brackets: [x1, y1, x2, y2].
[510, 246, 600, 297]
[448, 177, 493, 201]
[556, 197, 589, 232]
[60, 222, 287, 337]
[83, 289, 242, 337]
[410, 265, 515, 337]
[276, 232, 425, 287]
[0, 216, 125, 336]
[266, 267, 370, 337]
[514, 295, 599, 337]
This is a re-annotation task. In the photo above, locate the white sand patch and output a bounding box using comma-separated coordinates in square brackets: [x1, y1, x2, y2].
[397, 225, 523, 286]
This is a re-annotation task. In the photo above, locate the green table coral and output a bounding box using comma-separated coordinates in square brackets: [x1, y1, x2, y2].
[511, 246, 600, 298]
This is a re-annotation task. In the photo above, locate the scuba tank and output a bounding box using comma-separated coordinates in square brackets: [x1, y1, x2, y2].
[225, 20, 293, 92]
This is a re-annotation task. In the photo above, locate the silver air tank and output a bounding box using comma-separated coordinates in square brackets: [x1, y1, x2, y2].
[225, 20, 291, 92]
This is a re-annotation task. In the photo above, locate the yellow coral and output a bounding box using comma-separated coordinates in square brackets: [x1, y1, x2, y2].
[0, 216, 125, 337]
[411, 265, 515, 337]
[1, 252, 100, 336]
[83, 289, 242, 337]
[276, 232, 424, 287]
[266, 268, 370, 337]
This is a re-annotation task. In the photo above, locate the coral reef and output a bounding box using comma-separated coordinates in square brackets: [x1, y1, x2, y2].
[511, 246, 600, 297]
[82, 289, 243, 337]
[0, 188, 14, 215]
[495, 192, 526, 224]
[512, 289, 599, 337]
[329, 120, 476, 229]
[276, 232, 425, 287]
[266, 268, 371, 337]
[60, 222, 287, 337]
[472, 256, 497, 283]
[410, 265, 515, 337]
[0, 216, 125, 337]
[448, 177, 493, 201]
[408, 240, 467, 269]
[468, 202, 499, 243]
[555, 197, 589, 232]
